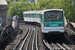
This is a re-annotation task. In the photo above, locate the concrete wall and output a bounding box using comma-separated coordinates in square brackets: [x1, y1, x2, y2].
[0, 8, 8, 26]
[0, 0, 8, 27]
[3, 8, 8, 26]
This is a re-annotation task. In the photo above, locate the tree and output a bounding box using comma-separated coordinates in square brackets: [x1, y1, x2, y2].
[8, 0, 75, 21]
[6, 0, 10, 4]
[8, 2, 36, 18]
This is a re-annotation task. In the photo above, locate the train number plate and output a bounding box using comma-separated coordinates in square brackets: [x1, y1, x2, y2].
[53, 24, 55, 26]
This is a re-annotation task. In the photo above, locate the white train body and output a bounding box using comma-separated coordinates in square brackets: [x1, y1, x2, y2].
[23, 9, 66, 33]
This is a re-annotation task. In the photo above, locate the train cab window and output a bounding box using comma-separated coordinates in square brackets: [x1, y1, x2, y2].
[45, 11, 63, 22]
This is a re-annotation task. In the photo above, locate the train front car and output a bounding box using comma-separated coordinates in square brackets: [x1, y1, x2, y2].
[43, 9, 65, 34]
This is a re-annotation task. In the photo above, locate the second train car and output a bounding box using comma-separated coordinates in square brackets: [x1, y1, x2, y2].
[23, 9, 66, 34]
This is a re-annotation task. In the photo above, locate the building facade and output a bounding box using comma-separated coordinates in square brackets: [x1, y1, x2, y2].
[28, 0, 38, 3]
[10, 0, 20, 2]
[0, 0, 8, 26]
[31, 0, 38, 3]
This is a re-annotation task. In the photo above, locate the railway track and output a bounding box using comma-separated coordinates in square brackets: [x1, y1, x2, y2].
[36, 26, 47, 50]
[5, 25, 38, 50]
[6, 23, 75, 50]
[5, 25, 28, 50]
[0, 25, 19, 50]
[21, 26, 38, 50]
[43, 34, 75, 50]
[43, 40, 74, 50]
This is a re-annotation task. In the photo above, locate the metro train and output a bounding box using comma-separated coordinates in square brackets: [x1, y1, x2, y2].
[23, 9, 66, 34]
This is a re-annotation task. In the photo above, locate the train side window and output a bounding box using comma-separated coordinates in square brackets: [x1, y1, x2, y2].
[29, 14, 30, 18]
[40, 14, 42, 22]
[28, 14, 29, 17]
[31, 14, 32, 17]
[28, 14, 30, 18]
[36, 14, 40, 18]
[26, 14, 28, 17]
[32, 14, 34, 17]
[25, 14, 27, 17]
[25, 14, 26, 17]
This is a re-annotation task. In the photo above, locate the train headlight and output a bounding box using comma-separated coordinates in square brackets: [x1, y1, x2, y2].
[58, 24, 62, 26]
[46, 25, 49, 26]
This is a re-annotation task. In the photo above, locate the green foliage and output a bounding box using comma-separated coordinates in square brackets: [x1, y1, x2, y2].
[20, 0, 31, 3]
[20, 0, 27, 2]
[73, 0, 75, 2]
[9, 2, 31, 18]
[6, 0, 10, 4]
[36, 0, 75, 21]
[8, 0, 75, 21]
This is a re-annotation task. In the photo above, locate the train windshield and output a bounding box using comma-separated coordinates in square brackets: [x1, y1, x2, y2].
[45, 11, 63, 22]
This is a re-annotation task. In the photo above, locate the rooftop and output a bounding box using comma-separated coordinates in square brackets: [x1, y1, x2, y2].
[0, 0, 8, 8]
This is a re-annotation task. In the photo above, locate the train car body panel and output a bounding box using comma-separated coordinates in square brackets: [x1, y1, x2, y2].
[43, 27, 64, 33]
[23, 11, 35, 22]
[44, 21, 64, 27]
[23, 11, 42, 23]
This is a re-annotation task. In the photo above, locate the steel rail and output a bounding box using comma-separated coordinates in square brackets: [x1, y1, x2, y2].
[52, 43, 60, 50]
[25, 26, 34, 50]
[43, 40, 53, 50]
[32, 27, 36, 50]
[13, 26, 29, 50]
[19, 26, 31, 50]
[43, 39, 73, 50]
[35, 27, 38, 50]
[56, 43, 66, 50]
[14, 25, 38, 50]
[63, 43, 73, 50]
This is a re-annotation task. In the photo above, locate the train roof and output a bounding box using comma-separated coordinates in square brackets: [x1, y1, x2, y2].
[44, 9, 63, 11]
[23, 10, 44, 14]
[39, 9, 64, 13]
[23, 9, 64, 14]
[23, 11, 35, 14]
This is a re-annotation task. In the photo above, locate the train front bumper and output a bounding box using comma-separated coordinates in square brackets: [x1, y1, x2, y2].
[43, 27, 65, 33]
